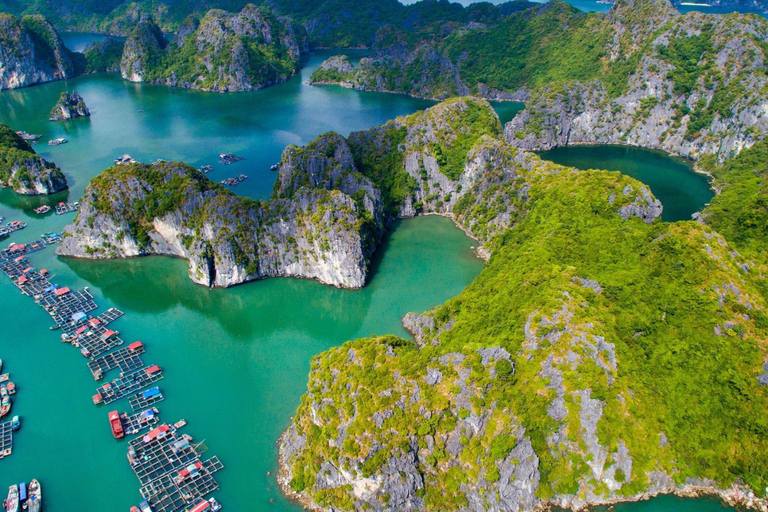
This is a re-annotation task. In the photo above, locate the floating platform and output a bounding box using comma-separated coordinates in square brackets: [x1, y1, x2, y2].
[62, 307, 124, 336]
[0, 420, 13, 459]
[55, 202, 80, 215]
[94, 366, 163, 405]
[129, 387, 165, 412]
[121, 408, 160, 436]
[88, 343, 146, 380]
[218, 153, 244, 165]
[71, 326, 125, 359]
[128, 423, 223, 512]
[38, 288, 99, 329]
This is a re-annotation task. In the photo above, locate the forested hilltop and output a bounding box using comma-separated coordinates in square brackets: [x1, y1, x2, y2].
[276, 95, 768, 512]
[0, 0, 537, 46]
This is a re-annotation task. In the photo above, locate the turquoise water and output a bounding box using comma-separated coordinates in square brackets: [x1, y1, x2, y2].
[538, 145, 714, 222]
[0, 50, 728, 512]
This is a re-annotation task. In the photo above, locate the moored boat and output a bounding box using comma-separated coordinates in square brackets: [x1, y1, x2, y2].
[10, 416, 20, 431]
[109, 410, 125, 439]
[137, 500, 152, 512]
[5, 485, 18, 512]
[26, 480, 40, 512]
[47, 138, 67, 147]
[16, 132, 41, 141]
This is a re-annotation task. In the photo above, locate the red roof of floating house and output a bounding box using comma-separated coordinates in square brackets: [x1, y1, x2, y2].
[76, 326, 89, 335]
[55, 287, 70, 297]
[40, 269, 48, 275]
[14, 256, 25, 262]
[89, 318, 101, 327]
[22, 267, 33, 273]
[145, 365, 161, 376]
[17, 276, 28, 284]
[102, 330, 117, 340]
[92, 393, 103, 404]
[129, 341, 143, 352]
[189, 500, 211, 512]
[144, 424, 171, 443]
[9, 244, 24, 252]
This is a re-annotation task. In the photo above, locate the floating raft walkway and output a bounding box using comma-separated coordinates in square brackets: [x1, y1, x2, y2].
[55, 202, 79, 215]
[71, 326, 125, 359]
[121, 408, 160, 436]
[94, 366, 163, 405]
[88, 342, 145, 380]
[0, 239, 50, 260]
[0, 421, 13, 460]
[129, 387, 165, 412]
[0, 241, 224, 510]
[128, 424, 223, 512]
[62, 307, 124, 336]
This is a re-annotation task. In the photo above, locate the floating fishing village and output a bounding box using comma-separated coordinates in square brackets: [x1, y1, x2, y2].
[0, 218, 224, 512]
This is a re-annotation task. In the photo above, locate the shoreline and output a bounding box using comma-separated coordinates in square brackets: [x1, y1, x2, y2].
[277, 433, 768, 512]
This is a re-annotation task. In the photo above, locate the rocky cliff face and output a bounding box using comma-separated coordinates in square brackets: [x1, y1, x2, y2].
[119, 5, 308, 92]
[0, 13, 80, 90]
[275, 99, 768, 512]
[311, 48, 526, 101]
[49, 91, 90, 121]
[0, 124, 67, 195]
[57, 98, 660, 289]
[57, 160, 377, 288]
[119, 18, 168, 83]
[275, 104, 731, 512]
[505, 2, 768, 161]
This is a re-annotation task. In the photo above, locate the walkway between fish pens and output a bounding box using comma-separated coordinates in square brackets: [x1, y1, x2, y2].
[0, 240, 224, 511]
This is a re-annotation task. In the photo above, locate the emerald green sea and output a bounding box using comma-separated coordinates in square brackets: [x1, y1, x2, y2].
[0, 48, 727, 512]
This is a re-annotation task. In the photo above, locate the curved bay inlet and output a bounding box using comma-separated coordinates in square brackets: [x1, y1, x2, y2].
[0, 48, 724, 512]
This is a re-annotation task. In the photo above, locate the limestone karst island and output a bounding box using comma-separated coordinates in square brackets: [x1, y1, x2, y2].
[0, 0, 767, 511]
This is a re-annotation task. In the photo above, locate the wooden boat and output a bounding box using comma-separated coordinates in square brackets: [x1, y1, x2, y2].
[10, 416, 19, 431]
[26, 480, 40, 512]
[5, 484, 18, 512]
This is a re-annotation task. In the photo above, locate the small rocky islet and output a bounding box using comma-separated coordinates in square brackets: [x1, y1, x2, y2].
[49, 91, 90, 121]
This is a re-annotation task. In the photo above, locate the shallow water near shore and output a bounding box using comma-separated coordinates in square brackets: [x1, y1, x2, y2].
[0, 48, 735, 512]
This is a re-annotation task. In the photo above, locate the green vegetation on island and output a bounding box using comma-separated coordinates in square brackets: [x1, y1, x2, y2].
[278, 97, 768, 512]
[0, 124, 67, 195]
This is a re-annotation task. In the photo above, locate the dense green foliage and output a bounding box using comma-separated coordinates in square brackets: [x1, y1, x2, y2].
[88, 162, 227, 247]
[284, 98, 768, 509]
[701, 140, 768, 254]
[120, 8, 301, 91]
[442, 4, 621, 96]
[84, 37, 124, 72]
[0, 123, 64, 191]
[0, 0, 535, 47]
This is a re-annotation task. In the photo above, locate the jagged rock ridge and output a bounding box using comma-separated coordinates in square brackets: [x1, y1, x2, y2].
[58, 98, 660, 290]
[0, 13, 81, 90]
[118, 5, 308, 92]
[276, 100, 768, 512]
[57, 159, 380, 288]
